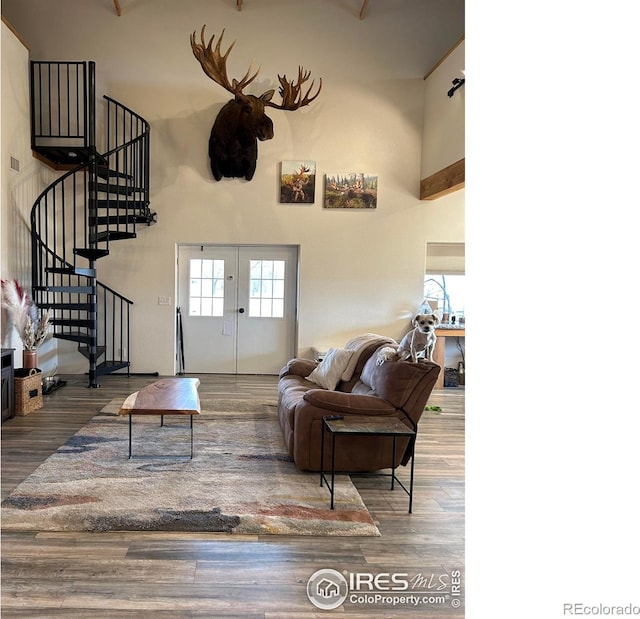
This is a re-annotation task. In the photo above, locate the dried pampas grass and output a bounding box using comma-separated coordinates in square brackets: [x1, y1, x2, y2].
[1, 279, 51, 350]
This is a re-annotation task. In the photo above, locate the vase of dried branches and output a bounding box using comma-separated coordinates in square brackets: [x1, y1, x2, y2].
[1, 279, 51, 371]
[23, 349, 38, 369]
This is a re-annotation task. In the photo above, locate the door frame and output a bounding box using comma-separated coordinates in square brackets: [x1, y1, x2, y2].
[174, 243, 300, 375]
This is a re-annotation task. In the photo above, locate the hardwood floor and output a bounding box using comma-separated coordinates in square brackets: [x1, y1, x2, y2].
[1, 374, 464, 618]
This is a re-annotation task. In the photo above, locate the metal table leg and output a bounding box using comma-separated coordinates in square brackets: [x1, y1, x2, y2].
[330, 432, 336, 510]
[391, 436, 397, 490]
[127, 414, 195, 459]
[408, 437, 415, 514]
[128, 414, 132, 459]
[320, 421, 325, 487]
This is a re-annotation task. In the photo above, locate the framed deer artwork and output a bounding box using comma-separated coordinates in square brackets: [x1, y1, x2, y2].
[280, 161, 316, 203]
[190, 26, 322, 182]
[324, 173, 378, 209]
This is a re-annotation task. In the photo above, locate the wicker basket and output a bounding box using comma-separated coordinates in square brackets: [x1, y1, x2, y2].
[443, 367, 460, 388]
[14, 368, 43, 416]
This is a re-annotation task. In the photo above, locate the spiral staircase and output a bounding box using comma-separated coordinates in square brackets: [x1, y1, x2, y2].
[29, 61, 156, 387]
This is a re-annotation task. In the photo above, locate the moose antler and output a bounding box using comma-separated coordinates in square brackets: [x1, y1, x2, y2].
[190, 25, 322, 108]
[190, 25, 260, 96]
[268, 67, 322, 111]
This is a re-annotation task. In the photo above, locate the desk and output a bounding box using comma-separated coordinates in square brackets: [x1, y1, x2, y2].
[433, 327, 465, 389]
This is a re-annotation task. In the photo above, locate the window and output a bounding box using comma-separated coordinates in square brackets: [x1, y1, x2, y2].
[189, 258, 225, 316]
[423, 242, 465, 321]
[423, 274, 465, 321]
[249, 260, 285, 318]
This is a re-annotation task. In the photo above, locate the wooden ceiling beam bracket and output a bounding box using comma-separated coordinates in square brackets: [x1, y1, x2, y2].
[237, 0, 243, 11]
[359, 0, 370, 20]
[113, 0, 122, 16]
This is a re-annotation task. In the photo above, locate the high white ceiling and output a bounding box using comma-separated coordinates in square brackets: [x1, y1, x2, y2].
[1, 0, 465, 81]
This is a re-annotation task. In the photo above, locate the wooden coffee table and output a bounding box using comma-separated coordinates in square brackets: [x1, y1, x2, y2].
[118, 378, 201, 459]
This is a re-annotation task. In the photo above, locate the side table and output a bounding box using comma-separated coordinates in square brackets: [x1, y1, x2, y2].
[320, 414, 417, 513]
[1, 349, 15, 423]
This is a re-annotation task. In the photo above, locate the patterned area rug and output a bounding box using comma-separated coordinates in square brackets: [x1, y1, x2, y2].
[1, 399, 379, 536]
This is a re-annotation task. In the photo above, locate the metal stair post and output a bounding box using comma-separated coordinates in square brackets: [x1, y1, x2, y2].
[88, 260, 99, 388]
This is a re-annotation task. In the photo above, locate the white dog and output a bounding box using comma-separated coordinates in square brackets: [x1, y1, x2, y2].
[377, 313, 440, 365]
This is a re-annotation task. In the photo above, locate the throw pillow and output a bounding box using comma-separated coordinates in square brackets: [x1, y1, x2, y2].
[306, 347, 354, 390]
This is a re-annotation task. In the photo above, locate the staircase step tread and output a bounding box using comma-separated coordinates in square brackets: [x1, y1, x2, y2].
[78, 345, 106, 360]
[31, 145, 106, 169]
[93, 199, 148, 209]
[45, 266, 96, 277]
[96, 360, 130, 375]
[94, 165, 134, 181]
[45, 302, 95, 311]
[88, 215, 150, 226]
[34, 285, 93, 294]
[51, 318, 94, 327]
[74, 248, 110, 260]
[89, 181, 140, 196]
[91, 231, 137, 242]
[53, 332, 92, 345]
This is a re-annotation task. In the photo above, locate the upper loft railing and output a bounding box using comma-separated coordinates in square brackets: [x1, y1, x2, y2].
[30, 60, 97, 166]
[30, 96, 152, 278]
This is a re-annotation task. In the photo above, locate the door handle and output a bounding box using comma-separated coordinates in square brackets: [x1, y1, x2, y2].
[238, 308, 245, 313]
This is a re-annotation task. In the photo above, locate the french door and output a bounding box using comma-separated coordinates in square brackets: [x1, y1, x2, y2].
[177, 244, 298, 374]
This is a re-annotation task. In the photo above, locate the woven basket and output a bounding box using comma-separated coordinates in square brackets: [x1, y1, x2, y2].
[443, 367, 460, 388]
[14, 368, 43, 416]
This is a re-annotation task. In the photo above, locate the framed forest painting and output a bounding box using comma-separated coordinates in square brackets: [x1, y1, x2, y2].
[324, 173, 377, 209]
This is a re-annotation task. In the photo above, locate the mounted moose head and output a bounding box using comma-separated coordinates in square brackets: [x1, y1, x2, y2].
[190, 25, 322, 181]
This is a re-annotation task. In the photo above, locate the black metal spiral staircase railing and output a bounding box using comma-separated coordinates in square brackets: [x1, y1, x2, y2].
[29, 61, 156, 387]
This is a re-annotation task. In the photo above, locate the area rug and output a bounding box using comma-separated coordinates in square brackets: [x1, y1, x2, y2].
[1, 399, 379, 536]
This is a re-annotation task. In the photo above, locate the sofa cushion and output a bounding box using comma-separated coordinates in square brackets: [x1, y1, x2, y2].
[278, 374, 316, 437]
[280, 358, 318, 379]
[359, 354, 439, 412]
[303, 389, 396, 415]
[306, 347, 354, 390]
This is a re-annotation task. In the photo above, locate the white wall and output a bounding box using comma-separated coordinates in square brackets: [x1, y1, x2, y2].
[1, 0, 465, 375]
[421, 39, 465, 179]
[1, 20, 57, 372]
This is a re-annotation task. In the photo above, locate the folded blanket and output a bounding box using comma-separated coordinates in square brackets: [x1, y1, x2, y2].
[341, 333, 397, 381]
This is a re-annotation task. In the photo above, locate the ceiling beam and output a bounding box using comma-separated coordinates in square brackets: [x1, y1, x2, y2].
[420, 158, 465, 200]
[113, 0, 122, 16]
[230, 1, 368, 18]
[424, 36, 464, 80]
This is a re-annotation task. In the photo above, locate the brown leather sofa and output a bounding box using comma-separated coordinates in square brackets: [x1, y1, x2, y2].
[278, 336, 441, 472]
